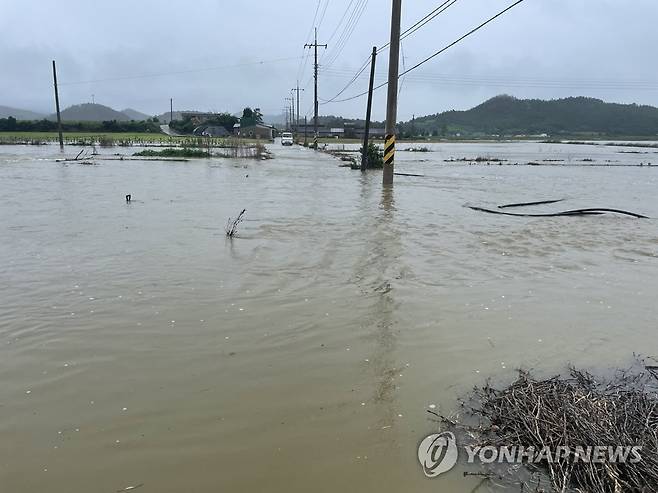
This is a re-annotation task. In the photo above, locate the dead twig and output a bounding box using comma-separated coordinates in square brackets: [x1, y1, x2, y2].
[225, 209, 246, 238]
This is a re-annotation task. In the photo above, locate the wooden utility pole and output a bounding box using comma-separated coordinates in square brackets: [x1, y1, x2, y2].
[170, 98, 173, 124]
[305, 28, 327, 149]
[52, 60, 64, 151]
[291, 82, 304, 134]
[361, 46, 378, 172]
[383, 0, 402, 185]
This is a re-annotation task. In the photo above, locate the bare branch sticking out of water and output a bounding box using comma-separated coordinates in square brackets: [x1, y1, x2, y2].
[225, 209, 246, 238]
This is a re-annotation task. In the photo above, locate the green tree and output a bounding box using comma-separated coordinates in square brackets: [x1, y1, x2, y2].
[241, 107, 263, 127]
[360, 142, 383, 169]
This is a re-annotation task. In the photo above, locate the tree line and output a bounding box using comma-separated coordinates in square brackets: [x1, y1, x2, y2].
[0, 116, 161, 133]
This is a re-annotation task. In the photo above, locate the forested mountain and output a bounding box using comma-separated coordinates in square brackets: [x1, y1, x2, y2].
[399, 96, 658, 137]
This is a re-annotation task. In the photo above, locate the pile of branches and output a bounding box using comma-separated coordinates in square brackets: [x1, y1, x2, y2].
[463, 366, 658, 492]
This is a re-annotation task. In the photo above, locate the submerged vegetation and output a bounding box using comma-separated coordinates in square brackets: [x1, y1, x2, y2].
[132, 140, 270, 160]
[134, 148, 209, 158]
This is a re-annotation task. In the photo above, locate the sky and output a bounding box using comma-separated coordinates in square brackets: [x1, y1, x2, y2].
[2, 0, 658, 121]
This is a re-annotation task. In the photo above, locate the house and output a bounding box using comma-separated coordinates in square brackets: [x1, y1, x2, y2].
[295, 124, 387, 139]
[234, 123, 274, 140]
[202, 126, 230, 137]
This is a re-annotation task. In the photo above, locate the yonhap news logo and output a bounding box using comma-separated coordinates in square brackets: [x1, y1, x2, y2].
[417, 432, 459, 477]
[418, 433, 642, 478]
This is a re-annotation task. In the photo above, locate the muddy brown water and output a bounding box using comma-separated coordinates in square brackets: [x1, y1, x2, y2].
[1, 142, 657, 492]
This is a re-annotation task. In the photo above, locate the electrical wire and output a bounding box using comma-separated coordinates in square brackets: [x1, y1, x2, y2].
[319, 0, 458, 104]
[324, 0, 527, 103]
[322, 0, 369, 69]
[60, 56, 306, 86]
[378, 0, 460, 54]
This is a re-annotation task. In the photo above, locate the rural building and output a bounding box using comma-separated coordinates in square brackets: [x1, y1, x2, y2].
[234, 123, 274, 140]
[295, 124, 386, 139]
[201, 126, 230, 137]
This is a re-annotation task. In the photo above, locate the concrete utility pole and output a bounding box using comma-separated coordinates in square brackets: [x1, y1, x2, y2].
[289, 91, 295, 133]
[52, 60, 64, 151]
[383, 0, 402, 186]
[285, 97, 293, 131]
[305, 28, 327, 149]
[291, 82, 304, 133]
[304, 116, 308, 146]
[361, 46, 378, 172]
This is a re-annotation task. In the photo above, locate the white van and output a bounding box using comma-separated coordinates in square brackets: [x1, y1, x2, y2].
[281, 132, 294, 146]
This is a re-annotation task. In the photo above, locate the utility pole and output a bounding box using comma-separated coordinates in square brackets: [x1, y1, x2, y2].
[291, 82, 304, 133]
[304, 116, 308, 146]
[361, 46, 378, 172]
[304, 28, 327, 150]
[383, 0, 402, 186]
[285, 97, 293, 131]
[52, 60, 64, 151]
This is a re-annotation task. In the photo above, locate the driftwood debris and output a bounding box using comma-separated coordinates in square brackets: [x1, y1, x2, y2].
[454, 365, 658, 493]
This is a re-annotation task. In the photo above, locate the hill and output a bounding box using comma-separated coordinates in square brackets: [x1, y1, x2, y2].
[121, 108, 152, 121]
[0, 105, 46, 120]
[399, 96, 658, 137]
[49, 103, 132, 122]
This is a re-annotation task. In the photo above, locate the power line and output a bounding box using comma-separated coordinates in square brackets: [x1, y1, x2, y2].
[60, 56, 305, 86]
[379, 0, 460, 54]
[319, 0, 459, 105]
[321, 67, 658, 90]
[317, 0, 330, 31]
[297, 0, 323, 81]
[322, 0, 369, 69]
[400, 0, 527, 78]
[319, 54, 372, 104]
[325, 0, 356, 45]
[325, 0, 527, 103]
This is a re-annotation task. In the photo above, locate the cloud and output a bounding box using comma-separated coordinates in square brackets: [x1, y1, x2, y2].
[2, 0, 657, 119]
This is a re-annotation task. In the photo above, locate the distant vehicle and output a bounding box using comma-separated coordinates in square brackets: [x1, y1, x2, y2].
[281, 132, 294, 146]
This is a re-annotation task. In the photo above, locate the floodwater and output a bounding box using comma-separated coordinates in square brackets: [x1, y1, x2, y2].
[1, 141, 657, 492]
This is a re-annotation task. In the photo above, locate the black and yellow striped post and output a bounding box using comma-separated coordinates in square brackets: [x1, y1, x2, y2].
[314, 133, 318, 150]
[384, 134, 395, 166]
[383, 0, 402, 185]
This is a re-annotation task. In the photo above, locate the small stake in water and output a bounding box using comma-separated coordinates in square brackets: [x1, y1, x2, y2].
[125, 194, 131, 203]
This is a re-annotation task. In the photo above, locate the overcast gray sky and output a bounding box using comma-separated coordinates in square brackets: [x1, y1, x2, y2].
[2, 0, 657, 121]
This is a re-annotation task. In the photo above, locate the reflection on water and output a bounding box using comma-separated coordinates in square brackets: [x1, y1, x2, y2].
[0, 142, 657, 492]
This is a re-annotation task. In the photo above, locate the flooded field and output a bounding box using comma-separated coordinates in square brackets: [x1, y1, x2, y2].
[1, 141, 657, 492]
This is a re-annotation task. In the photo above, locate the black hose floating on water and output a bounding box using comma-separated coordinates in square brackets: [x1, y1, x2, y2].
[498, 199, 565, 209]
[468, 205, 649, 219]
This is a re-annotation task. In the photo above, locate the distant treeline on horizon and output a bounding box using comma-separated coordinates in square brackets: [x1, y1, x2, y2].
[2, 96, 658, 137]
